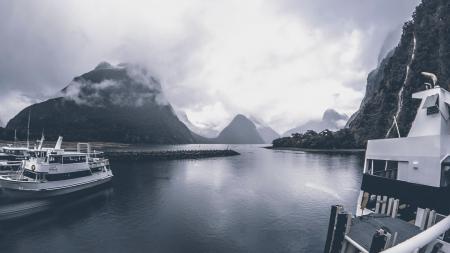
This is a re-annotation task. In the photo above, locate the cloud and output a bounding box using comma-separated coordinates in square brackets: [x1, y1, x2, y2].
[0, 91, 36, 127]
[0, 0, 420, 132]
[60, 63, 169, 107]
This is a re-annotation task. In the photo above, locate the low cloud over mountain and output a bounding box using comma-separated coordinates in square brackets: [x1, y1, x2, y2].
[283, 109, 348, 136]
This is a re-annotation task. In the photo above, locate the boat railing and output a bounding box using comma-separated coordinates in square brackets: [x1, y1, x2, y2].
[88, 159, 109, 167]
[382, 214, 450, 252]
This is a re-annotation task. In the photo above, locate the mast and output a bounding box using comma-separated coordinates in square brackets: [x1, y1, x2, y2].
[38, 129, 45, 150]
[26, 110, 31, 149]
[14, 129, 17, 146]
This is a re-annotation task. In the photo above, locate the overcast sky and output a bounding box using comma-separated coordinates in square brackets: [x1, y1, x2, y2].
[0, 0, 420, 133]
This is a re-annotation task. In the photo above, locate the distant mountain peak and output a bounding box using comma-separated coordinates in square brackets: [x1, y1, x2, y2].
[322, 109, 348, 122]
[283, 108, 348, 136]
[94, 61, 114, 70]
[233, 114, 248, 121]
[215, 114, 265, 144]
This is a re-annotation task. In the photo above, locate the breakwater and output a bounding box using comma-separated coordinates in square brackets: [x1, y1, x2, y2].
[104, 149, 240, 161]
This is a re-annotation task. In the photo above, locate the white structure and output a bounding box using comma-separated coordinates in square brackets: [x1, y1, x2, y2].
[0, 135, 46, 174]
[0, 136, 113, 198]
[325, 74, 450, 253]
[364, 86, 450, 187]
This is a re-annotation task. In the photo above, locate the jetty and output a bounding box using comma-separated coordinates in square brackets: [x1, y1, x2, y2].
[104, 149, 240, 161]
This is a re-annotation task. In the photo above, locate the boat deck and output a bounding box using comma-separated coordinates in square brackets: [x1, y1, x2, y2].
[347, 214, 422, 250]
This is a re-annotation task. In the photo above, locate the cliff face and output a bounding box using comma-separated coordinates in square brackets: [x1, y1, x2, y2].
[6, 62, 196, 144]
[348, 0, 450, 145]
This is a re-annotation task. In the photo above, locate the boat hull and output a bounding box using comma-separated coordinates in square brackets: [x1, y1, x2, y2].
[0, 173, 113, 199]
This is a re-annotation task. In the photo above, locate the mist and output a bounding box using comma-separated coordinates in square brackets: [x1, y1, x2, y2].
[0, 0, 420, 132]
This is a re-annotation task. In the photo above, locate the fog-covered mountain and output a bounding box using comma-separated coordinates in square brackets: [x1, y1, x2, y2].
[6, 62, 196, 144]
[347, 0, 450, 144]
[283, 109, 348, 137]
[215, 114, 265, 144]
[176, 111, 219, 138]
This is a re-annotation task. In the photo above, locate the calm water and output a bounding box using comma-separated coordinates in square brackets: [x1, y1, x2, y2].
[0, 145, 363, 253]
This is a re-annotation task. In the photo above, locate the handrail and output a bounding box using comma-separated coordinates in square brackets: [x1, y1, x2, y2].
[383, 214, 450, 252]
[345, 235, 369, 253]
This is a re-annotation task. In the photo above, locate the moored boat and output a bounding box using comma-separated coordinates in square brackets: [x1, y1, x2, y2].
[0, 134, 46, 175]
[0, 137, 113, 199]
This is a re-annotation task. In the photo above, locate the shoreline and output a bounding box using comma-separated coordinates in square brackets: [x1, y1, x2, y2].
[104, 149, 240, 161]
[264, 146, 365, 153]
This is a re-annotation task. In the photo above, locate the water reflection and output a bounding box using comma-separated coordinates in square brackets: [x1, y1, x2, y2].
[0, 146, 363, 253]
[0, 186, 114, 225]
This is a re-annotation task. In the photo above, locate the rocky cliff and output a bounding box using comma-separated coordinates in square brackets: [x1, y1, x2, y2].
[348, 0, 450, 145]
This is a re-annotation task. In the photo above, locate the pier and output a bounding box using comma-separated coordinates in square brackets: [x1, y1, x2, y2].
[104, 149, 240, 161]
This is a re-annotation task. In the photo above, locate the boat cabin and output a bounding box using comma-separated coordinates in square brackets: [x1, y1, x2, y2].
[0, 146, 30, 160]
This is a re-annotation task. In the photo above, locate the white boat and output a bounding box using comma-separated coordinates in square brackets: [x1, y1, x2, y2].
[325, 73, 450, 253]
[0, 135, 46, 175]
[0, 137, 113, 199]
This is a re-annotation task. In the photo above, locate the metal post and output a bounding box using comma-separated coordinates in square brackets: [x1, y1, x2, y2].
[369, 229, 388, 253]
[330, 212, 351, 253]
[324, 205, 342, 253]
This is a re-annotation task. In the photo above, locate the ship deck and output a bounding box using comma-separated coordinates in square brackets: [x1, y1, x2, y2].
[347, 214, 422, 250]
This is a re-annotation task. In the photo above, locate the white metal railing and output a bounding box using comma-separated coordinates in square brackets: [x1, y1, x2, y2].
[383, 214, 450, 252]
[345, 235, 369, 253]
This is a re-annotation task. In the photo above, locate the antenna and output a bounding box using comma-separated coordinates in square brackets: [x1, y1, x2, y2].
[421, 72, 438, 88]
[14, 129, 17, 146]
[26, 110, 31, 149]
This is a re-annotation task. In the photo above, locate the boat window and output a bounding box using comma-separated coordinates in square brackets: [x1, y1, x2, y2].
[90, 166, 104, 173]
[441, 160, 450, 187]
[36, 172, 46, 181]
[422, 94, 439, 115]
[62, 156, 87, 164]
[30, 151, 44, 158]
[23, 170, 37, 180]
[367, 159, 398, 180]
[46, 170, 92, 181]
[49, 155, 63, 164]
[13, 150, 25, 155]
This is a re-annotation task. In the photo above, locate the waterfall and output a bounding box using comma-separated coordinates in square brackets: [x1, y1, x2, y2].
[386, 35, 417, 138]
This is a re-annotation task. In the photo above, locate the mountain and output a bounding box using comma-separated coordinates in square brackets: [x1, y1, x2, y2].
[284, 109, 348, 137]
[6, 62, 196, 144]
[347, 0, 450, 145]
[215, 114, 265, 144]
[257, 126, 280, 144]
